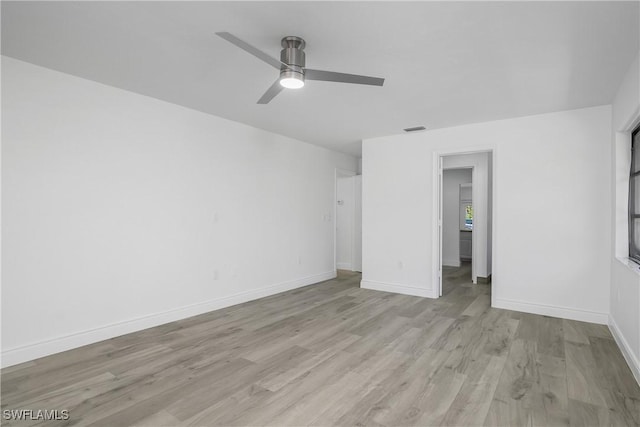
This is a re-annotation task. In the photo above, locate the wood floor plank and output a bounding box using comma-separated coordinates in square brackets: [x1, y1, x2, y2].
[85, 357, 255, 426]
[307, 350, 412, 426]
[267, 370, 368, 426]
[133, 409, 181, 427]
[166, 346, 310, 421]
[535, 372, 571, 426]
[255, 334, 360, 392]
[461, 293, 491, 317]
[485, 339, 570, 427]
[224, 350, 360, 426]
[565, 341, 609, 407]
[568, 398, 612, 427]
[408, 315, 456, 349]
[589, 336, 640, 399]
[563, 319, 591, 345]
[179, 384, 273, 426]
[441, 354, 507, 426]
[601, 389, 640, 426]
[516, 313, 565, 358]
[371, 348, 452, 426]
[332, 350, 424, 426]
[412, 368, 467, 426]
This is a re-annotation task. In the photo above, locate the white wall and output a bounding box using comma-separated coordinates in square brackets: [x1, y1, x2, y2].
[336, 175, 355, 270]
[1, 57, 357, 367]
[610, 50, 640, 383]
[362, 105, 612, 325]
[442, 169, 472, 267]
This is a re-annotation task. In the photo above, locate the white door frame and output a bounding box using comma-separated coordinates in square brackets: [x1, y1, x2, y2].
[334, 168, 356, 272]
[433, 147, 496, 306]
[438, 156, 443, 295]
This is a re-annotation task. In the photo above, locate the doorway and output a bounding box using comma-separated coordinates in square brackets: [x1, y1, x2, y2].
[442, 169, 473, 295]
[435, 150, 494, 299]
[335, 169, 362, 272]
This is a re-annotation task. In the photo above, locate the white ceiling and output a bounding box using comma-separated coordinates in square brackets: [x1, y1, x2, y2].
[2, 1, 638, 156]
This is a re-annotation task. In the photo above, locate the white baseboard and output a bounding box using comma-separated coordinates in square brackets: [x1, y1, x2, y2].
[442, 259, 461, 267]
[608, 315, 640, 386]
[494, 298, 608, 324]
[360, 280, 437, 298]
[1, 271, 336, 368]
[336, 262, 353, 270]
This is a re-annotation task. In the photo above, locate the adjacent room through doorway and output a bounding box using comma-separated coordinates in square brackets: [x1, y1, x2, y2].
[442, 168, 473, 295]
[437, 151, 493, 298]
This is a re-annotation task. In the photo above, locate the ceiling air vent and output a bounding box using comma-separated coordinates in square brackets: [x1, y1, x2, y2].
[403, 126, 426, 132]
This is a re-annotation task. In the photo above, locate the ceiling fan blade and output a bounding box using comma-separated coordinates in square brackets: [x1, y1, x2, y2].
[304, 69, 384, 86]
[257, 79, 285, 104]
[216, 32, 283, 70]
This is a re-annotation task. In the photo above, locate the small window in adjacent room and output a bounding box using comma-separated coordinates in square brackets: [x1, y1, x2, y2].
[629, 124, 640, 263]
[464, 204, 473, 230]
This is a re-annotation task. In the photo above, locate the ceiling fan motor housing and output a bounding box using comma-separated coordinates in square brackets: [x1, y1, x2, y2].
[280, 36, 306, 81]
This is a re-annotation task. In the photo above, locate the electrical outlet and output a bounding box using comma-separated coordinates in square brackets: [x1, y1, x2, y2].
[397, 261, 404, 269]
[213, 269, 219, 280]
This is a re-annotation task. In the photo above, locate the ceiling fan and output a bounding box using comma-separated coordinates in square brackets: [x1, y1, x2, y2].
[216, 32, 385, 104]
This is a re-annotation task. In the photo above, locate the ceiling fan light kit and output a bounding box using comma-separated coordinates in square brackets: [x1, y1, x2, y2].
[279, 36, 306, 89]
[279, 72, 305, 89]
[216, 32, 385, 104]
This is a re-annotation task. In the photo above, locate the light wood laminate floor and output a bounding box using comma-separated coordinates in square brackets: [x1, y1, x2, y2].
[2, 266, 639, 426]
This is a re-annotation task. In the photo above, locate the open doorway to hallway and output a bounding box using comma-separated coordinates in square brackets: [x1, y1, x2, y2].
[335, 169, 362, 273]
[437, 151, 493, 298]
[442, 168, 473, 295]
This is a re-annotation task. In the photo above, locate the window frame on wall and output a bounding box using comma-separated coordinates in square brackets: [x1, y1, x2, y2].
[629, 124, 640, 263]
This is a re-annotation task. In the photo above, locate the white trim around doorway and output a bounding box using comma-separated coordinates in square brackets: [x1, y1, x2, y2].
[432, 146, 497, 307]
